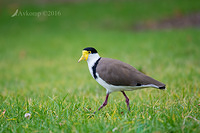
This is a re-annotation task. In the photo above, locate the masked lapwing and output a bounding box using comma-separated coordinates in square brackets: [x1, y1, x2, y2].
[78, 47, 165, 112]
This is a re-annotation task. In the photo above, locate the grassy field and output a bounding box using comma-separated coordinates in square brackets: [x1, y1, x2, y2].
[0, 0, 200, 132]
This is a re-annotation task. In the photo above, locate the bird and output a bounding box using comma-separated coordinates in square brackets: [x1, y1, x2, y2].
[78, 47, 166, 112]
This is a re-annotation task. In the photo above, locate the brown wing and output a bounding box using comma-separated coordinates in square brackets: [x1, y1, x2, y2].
[96, 58, 165, 87]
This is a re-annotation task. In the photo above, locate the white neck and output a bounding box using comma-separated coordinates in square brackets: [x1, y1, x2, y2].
[87, 53, 100, 67]
[87, 53, 101, 78]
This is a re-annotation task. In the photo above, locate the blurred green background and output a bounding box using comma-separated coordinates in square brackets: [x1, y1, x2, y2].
[0, 0, 200, 132]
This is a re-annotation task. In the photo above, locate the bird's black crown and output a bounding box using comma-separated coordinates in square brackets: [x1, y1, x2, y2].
[83, 47, 98, 54]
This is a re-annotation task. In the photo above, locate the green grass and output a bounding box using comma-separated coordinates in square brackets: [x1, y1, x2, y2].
[0, 0, 200, 132]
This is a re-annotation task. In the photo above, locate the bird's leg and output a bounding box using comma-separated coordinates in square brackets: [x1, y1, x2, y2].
[94, 93, 110, 114]
[98, 93, 109, 111]
[121, 91, 130, 111]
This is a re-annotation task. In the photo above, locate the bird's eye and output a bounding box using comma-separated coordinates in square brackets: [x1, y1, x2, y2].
[88, 51, 91, 54]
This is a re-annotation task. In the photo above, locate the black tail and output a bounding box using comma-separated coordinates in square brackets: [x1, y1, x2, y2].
[159, 85, 166, 90]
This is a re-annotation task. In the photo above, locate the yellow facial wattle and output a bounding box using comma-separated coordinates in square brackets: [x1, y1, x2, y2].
[78, 50, 91, 62]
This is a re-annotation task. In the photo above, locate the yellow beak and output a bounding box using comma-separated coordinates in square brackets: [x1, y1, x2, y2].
[78, 50, 90, 63]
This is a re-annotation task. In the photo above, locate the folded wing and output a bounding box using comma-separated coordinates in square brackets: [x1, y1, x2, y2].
[96, 58, 165, 89]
